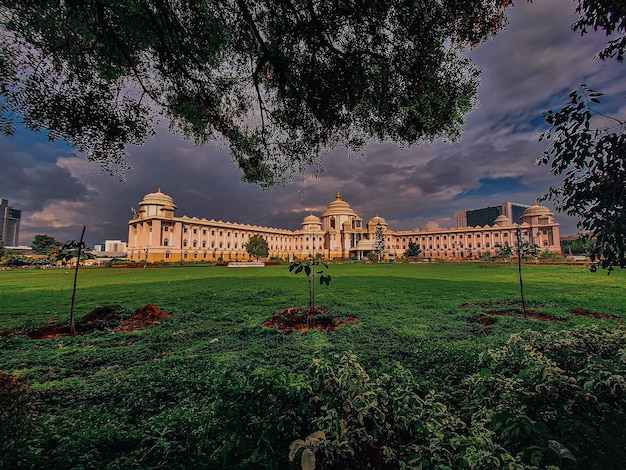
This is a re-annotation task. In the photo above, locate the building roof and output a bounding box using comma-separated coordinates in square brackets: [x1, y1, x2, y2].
[367, 215, 388, 227]
[522, 203, 552, 218]
[139, 188, 177, 211]
[321, 191, 357, 218]
[302, 213, 321, 225]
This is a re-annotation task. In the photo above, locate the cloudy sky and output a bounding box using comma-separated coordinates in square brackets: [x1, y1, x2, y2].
[1, 0, 624, 247]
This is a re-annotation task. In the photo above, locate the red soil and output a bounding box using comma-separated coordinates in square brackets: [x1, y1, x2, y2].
[264, 306, 356, 332]
[1, 304, 172, 339]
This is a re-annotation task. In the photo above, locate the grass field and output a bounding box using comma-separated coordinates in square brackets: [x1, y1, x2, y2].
[1, 262, 625, 469]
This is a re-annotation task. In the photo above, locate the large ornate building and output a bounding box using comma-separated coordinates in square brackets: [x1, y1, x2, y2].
[127, 189, 561, 263]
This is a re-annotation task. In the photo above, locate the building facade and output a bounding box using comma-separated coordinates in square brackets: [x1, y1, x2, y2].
[127, 189, 561, 263]
[0, 198, 21, 247]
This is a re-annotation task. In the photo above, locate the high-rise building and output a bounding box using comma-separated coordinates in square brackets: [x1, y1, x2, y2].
[0, 199, 21, 247]
[455, 202, 531, 228]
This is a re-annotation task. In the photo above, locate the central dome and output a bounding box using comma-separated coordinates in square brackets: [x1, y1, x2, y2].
[322, 191, 356, 217]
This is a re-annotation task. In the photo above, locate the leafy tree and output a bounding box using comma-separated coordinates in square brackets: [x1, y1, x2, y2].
[245, 234, 269, 260]
[31, 234, 60, 255]
[373, 223, 387, 262]
[571, 0, 626, 62]
[561, 235, 595, 256]
[496, 244, 513, 260]
[404, 241, 422, 258]
[538, 86, 625, 272]
[538, 2, 625, 272]
[0, 0, 511, 186]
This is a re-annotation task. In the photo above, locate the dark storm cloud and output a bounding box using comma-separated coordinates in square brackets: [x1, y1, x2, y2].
[2, 0, 623, 244]
[0, 137, 91, 212]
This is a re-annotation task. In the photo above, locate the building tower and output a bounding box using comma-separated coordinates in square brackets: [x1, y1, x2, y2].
[0, 199, 21, 246]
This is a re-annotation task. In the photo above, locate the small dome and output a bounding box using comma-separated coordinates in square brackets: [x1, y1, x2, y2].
[522, 203, 552, 218]
[494, 214, 510, 226]
[302, 213, 321, 224]
[368, 215, 387, 227]
[139, 188, 177, 211]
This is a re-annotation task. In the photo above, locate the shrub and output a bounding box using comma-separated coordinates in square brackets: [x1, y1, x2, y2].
[291, 353, 530, 469]
[0, 372, 35, 468]
[463, 327, 626, 468]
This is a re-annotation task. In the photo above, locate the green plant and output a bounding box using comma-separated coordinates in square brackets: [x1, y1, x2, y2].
[245, 234, 269, 260]
[404, 241, 421, 258]
[0, 372, 35, 468]
[293, 353, 529, 469]
[464, 327, 626, 468]
[289, 431, 326, 470]
[288, 258, 331, 327]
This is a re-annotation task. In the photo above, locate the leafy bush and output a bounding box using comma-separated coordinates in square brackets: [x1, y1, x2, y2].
[464, 327, 626, 468]
[0, 372, 35, 468]
[292, 353, 530, 469]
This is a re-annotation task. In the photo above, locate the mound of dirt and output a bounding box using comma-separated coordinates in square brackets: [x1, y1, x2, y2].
[568, 307, 622, 321]
[264, 306, 356, 332]
[1, 304, 172, 339]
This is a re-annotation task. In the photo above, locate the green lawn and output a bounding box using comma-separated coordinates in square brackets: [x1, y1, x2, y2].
[1, 263, 625, 469]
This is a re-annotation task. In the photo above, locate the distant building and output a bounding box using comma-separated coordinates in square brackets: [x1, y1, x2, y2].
[0, 198, 21, 247]
[127, 189, 561, 263]
[455, 202, 531, 228]
[93, 240, 127, 256]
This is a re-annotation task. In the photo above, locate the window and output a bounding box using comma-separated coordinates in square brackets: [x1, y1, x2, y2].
[183, 240, 188, 247]
[163, 226, 169, 232]
[202, 241, 206, 248]
[183, 227, 188, 233]
[184, 253, 188, 259]
[193, 228, 197, 234]
[193, 241, 197, 247]
[163, 239, 169, 246]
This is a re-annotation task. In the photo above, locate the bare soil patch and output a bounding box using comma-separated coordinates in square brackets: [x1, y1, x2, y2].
[1, 304, 172, 339]
[568, 307, 622, 321]
[462, 302, 622, 323]
[264, 306, 356, 333]
[461, 301, 568, 322]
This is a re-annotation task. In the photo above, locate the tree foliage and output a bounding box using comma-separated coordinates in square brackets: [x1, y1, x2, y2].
[0, 0, 511, 186]
[404, 241, 421, 258]
[245, 234, 269, 260]
[538, 86, 625, 271]
[538, 1, 625, 271]
[571, 0, 626, 61]
[30, 234, 60, 255]
[373, 224, 386, 261]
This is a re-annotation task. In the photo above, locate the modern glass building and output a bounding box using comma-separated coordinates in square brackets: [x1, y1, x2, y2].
[455, 202, 531, 228]
[0, 198, 21, 247]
